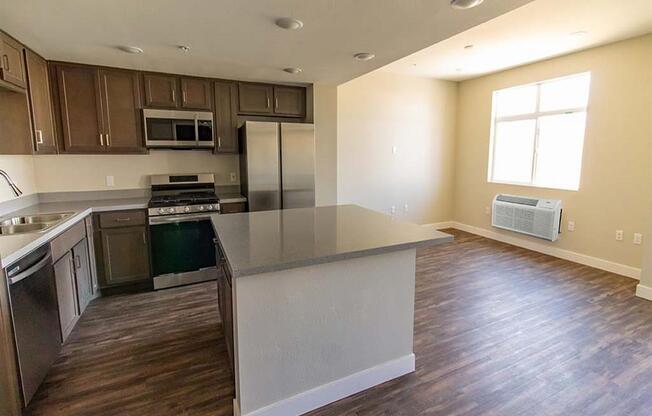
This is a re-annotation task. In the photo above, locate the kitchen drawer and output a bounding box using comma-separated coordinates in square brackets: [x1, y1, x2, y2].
[220, 202, 245, 214]
[50, 220, 86, 262]
[98, 210, 146, 228]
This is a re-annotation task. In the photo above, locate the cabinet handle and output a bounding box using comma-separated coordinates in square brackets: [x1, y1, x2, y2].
[142, 232, 146, 245]
[182, 90, 187, 103]
[266, 96, 270, 109]
[106, 133, 111, 146]
[1, 55, 8, 71]
[218, 136, 222, 148]
[275, 97, 279, 110]
[36, 130, 44, 144]
[114, 217, 131, 222]
[74, 255, 81, 269]
[99, 133, 104, 146]
[172, 89, 176, 103]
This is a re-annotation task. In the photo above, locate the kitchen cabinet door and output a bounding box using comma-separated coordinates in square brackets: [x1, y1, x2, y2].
[25, 50, 57, 154]
[143, 74, 179, 108]
[220, 264, 234, 370]
[55, 64, 105, 153]
[54, 251, 80, 342]
[181, 77, 212, 110]
[100, 226, 150, 287]
[0, 33, 26, 89]
[273, 86, 305, 117]
[238, 83, 273, 115]
[99, 69, 145, 153]
[72, 238, 93, 314]
[214, 81, 238, 153]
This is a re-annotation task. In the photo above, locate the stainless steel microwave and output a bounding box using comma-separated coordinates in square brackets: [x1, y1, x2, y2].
[143, 109, 214, 149]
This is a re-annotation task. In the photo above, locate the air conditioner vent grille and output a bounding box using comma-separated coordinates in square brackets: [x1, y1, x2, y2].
[492, 194, 562, 241]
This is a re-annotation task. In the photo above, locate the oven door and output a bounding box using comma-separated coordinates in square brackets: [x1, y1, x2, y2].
[149, 213, 218, 289]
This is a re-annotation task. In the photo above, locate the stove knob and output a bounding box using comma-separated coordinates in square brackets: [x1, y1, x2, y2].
[184, 206, 190, 213]
[167, 208, 176, 214]
[207, 204, 213, 210]
[158, 208, 165, 215]
[198, 205, 205, 211]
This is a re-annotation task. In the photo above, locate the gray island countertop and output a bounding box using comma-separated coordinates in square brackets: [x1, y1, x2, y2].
[211, 204, 453, 278]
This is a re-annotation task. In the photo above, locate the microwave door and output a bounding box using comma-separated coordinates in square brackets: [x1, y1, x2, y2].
[174, 120, 198, 147]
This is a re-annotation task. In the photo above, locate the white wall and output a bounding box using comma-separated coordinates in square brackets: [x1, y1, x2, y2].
[453, 34, 652, 269]
[313, 84, 338, 206]
[32, 152, 239, 192]
[0, 156, 37, 202]
[337, 71, 457, 224]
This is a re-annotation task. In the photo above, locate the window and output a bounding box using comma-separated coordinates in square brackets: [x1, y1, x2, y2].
[488, 72, 591, 191]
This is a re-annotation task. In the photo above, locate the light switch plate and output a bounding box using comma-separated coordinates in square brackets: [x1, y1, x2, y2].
[616, 230, 624, 241]
[567, 221, 575, 232]
[633, 233, 643, 245]
[106, 176, 115, 187]
[230, 172, 237, 182]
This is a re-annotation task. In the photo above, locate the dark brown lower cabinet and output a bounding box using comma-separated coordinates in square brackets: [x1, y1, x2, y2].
[97, 223, 150, 288]
[220, 202, 246, 214]
[217, 262, 234, 370]
[54, 251, 80, 342]
[72, 238, 93, 314]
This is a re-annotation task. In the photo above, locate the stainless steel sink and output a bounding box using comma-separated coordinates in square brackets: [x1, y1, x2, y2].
[0, 212, 74, 235]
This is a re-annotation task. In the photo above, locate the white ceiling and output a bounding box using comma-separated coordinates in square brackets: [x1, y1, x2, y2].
[0, 0, 533, 85]
[383, 0, 652, 81]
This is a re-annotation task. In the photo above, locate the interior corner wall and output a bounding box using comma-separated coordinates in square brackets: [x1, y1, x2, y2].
[313, 83, 338, 206]
[452, 34, 652, 269]
[336, 71, 457, 224]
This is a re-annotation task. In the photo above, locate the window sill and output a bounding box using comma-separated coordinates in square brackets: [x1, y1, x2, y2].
[487, 179, 579, 192]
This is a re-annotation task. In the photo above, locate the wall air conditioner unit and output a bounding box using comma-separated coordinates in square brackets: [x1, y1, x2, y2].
[492, 194, 562, 241]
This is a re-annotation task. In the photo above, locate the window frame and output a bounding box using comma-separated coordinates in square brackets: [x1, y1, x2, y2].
[487, 72, 591, 191]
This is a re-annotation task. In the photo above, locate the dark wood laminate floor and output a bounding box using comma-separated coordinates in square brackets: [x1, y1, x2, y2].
[26, 229, 652, 416]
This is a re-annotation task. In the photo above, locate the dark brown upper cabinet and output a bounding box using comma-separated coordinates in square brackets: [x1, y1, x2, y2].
[273, 86, 306, 117]
[25, 50, 57, 154]
[0, 33, 26, 89]
[181, 78, 212, 110]
[214, 81, 238, 153]
[99, 69, 145, 153]
[238, 83, 273, 115]
[55, 64, 105, 153]
[143, 74, 179, 108]
[54, 63, 145, 154]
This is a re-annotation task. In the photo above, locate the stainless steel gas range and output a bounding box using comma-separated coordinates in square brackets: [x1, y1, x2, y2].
[148, 173, 220, 290]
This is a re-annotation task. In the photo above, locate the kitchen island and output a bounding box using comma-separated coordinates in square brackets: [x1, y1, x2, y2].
[211, 205, 452, 416]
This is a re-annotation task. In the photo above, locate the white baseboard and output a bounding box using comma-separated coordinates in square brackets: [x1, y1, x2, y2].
[636, 284, 652, 301]
[242, 354, 415, 416]
[448, 222, 641, 280]
[422, 221, 455, 230]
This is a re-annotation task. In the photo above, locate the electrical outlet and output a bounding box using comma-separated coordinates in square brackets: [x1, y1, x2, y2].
[403, 203, 409, 212]
[633, 233, 643, 245]
[616, 230, 624, 241]
[484, 206, 491, 215]
[230, 172, 237, 182]
[105, 176, 114, 187]
[567, 221, 575, 232]
[390, 205, 396, 215]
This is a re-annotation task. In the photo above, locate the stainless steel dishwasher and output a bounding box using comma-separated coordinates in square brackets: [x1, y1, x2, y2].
[6, 244, 61, 406]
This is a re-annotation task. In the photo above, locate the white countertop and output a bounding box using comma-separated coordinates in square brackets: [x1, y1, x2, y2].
[0, 198, 148, 268]
[211, 204, 453, 278]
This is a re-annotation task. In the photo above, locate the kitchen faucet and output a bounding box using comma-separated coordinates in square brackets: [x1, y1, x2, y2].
[0, 169, 23, 197]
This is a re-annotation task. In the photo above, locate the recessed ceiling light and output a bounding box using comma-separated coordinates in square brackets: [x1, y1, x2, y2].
[354, 52, 375, 61]
[117, 45, 143, 54]
[463, 44, 474, 50]
[276, 17, 304, 30]
[570, 31, 588, 38]
[450, 0, 484, 10]
[455, 68, 463, 72]
[178, 45, 191, 52]
[283, 67, 303, 74]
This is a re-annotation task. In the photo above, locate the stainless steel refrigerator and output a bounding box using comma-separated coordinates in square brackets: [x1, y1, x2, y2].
[239, 121, 315, 212]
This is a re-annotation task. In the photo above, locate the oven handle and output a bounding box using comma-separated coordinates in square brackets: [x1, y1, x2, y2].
[149, 212, 217, 225]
